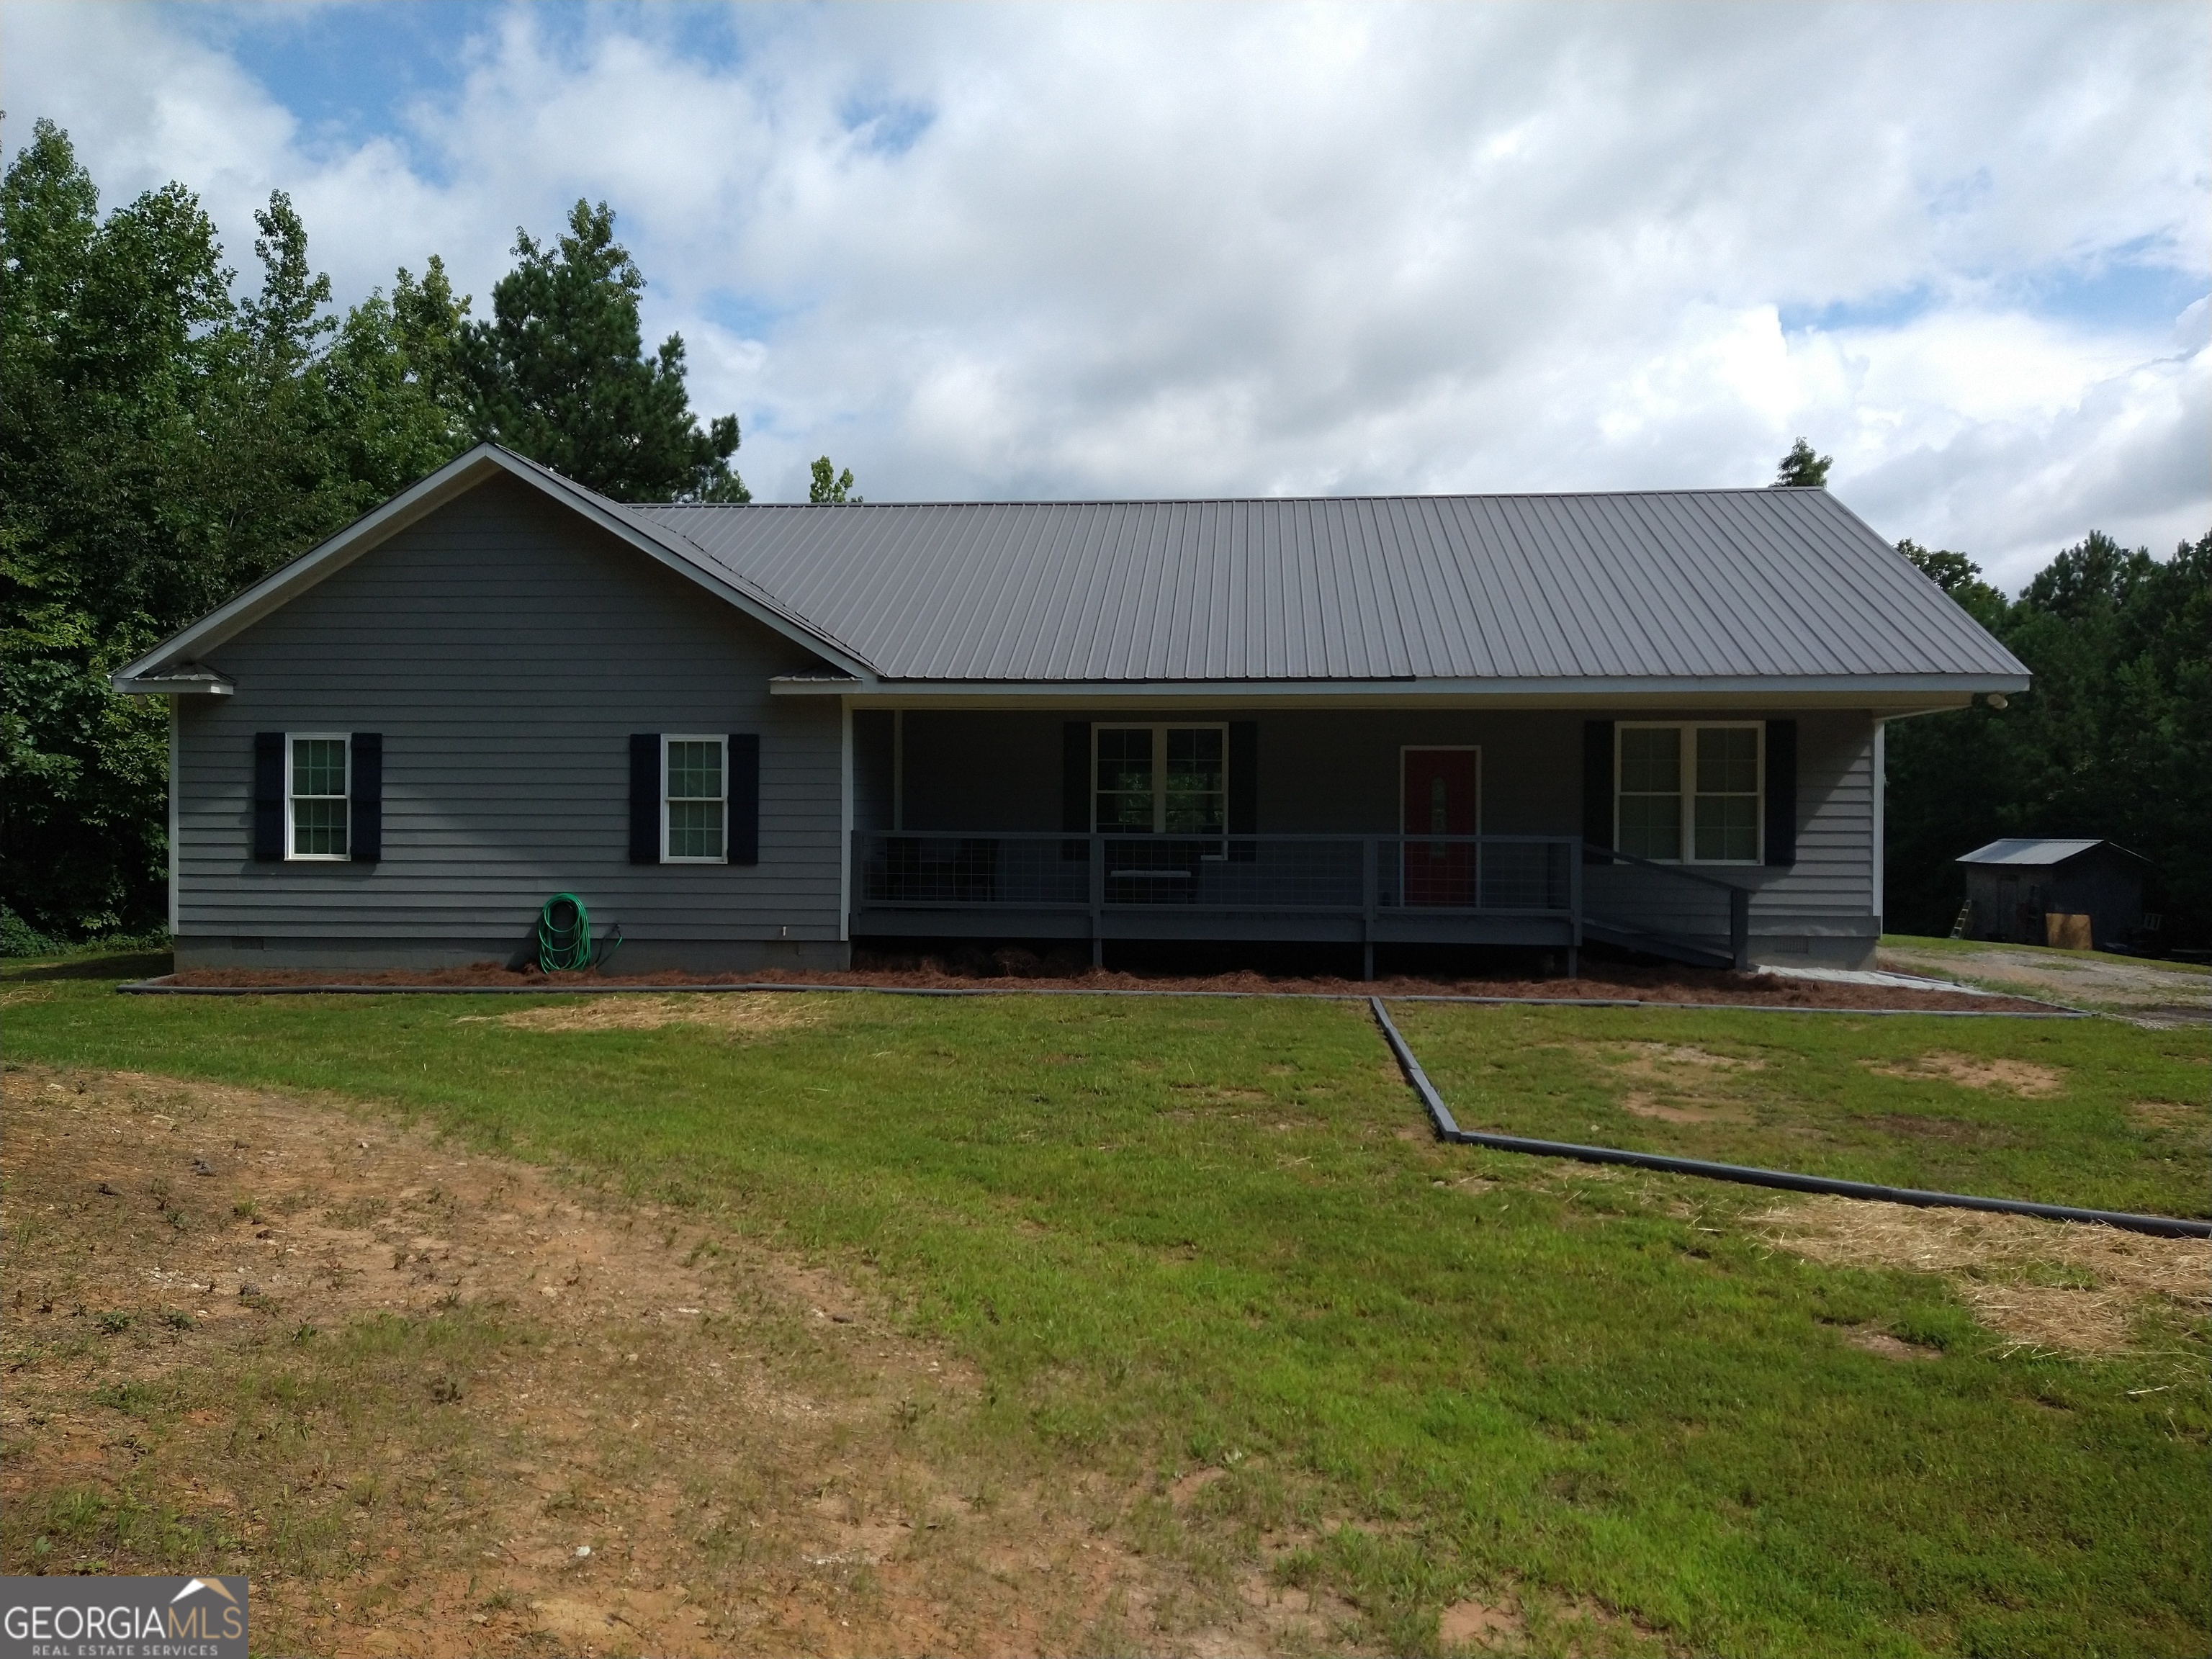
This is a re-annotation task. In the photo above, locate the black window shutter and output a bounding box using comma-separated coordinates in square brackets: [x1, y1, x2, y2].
[1061, 721, 1091, 860]
[253, 732, 285, 861]
[1764, 719, 1797, 867]
[629, 734, 660, 864]
[1227, 720, 1258, 862]
[1581, 721, 1614, 857]
[728, 733, 760, 866]
[349, 732, 383, 863]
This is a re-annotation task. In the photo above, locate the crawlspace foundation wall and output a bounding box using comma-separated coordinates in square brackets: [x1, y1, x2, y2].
[174, 475, 848, 970]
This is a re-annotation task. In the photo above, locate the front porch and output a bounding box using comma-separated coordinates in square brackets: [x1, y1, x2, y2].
[840, 706, 1880, 973]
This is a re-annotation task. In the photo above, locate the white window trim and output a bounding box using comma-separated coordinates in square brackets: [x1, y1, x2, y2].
[1092, 722, 1231, 842]
[1615, 721, 1764, 866]
[284, 732, 351, 862]
[662, 733, 729, 864]
[1396, 746, 1483, 837]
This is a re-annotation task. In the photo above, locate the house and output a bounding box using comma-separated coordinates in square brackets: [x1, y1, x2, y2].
[113, 444, 2028, 976]
[1956, 838, 2149, 951]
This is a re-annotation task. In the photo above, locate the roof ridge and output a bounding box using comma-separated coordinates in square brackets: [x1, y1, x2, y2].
[639, 487, 1834, 511]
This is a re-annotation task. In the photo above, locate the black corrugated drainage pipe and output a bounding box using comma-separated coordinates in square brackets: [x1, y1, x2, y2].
[1367, 997, 2211, 1241]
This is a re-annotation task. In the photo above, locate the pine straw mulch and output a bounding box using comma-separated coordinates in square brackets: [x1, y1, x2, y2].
[144, 959, 2056, 1013]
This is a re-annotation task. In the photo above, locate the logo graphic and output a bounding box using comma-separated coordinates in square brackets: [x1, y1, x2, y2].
[171, 1578, 240, 1607]
[1, 1574, 248, 1658]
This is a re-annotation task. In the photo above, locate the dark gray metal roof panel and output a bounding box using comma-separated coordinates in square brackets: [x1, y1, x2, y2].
[626, 487, 2028, 684]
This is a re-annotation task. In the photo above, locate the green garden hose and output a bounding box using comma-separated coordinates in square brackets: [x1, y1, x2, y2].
[538, 893, 595, 974]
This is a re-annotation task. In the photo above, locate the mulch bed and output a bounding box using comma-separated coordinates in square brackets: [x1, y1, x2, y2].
[143, 959, 2055, 1013]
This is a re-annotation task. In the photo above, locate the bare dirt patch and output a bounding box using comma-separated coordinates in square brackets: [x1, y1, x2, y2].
[1620, 1094, 1732, 1125]
[1578, 1040, 1761, 1123]
[2131, 1099, 2211, 1136]
[460, 994, 819, 1038]
[1755, 1195, 2212, 1357]
[1437, 1595, 1524, 1650]
[1841, 1328, 1942, 1362]
[1868, 1051, 2065, 1097]
[0, 1065, 1343, 1656]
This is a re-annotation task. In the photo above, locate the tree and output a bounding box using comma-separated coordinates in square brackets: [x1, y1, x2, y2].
[462, 200, 748, 503]
[1895, 539, 2005, 631]
[1, 122, 477, 942]
[1884, 529, 2212, 947]
[809, 457, 859, 503]
[1773, 438, 1832, 488]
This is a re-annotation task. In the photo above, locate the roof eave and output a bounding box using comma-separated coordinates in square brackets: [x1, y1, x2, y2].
[770, 673, 2028, 708]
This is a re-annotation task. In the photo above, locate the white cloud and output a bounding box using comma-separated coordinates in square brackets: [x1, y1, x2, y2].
[4, 0, 2206, 587]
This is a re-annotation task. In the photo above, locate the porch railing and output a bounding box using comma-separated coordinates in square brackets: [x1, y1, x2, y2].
[850, 830, 1761, 971]
[851, 831, 1579, 917]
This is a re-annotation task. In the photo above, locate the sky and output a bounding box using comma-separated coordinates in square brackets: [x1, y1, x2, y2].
[4, 1, 2207, 590]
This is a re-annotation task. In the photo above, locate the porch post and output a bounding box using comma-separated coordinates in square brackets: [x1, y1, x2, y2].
[1361, 837, 1378, 981]
[1089, 832, 1105, 968]
[1568, 835, 1583, 978]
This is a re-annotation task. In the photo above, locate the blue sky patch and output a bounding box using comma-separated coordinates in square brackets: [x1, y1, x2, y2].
[840, 94, 935, 158]
[1784, 251, 2208, 339]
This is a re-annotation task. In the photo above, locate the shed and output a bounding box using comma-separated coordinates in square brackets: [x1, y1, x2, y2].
[1956, 839, 2149, 950]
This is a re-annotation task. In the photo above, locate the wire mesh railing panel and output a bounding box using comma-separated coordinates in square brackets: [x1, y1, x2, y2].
[860, 835, 1089, 907]
[1379, 837, 1573, 912]
[856, 833, 1579, 916]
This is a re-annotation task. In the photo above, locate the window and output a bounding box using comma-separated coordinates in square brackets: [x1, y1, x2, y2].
[1617, 724, 1762, 863]
[664, 736, 727, 861]
[288, 734, 349, 859]
[1094, 724, 1226, 836]
[1694, 727, 1761, 861]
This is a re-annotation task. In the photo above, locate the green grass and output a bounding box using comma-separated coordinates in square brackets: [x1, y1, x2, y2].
[6, 971, 2207, 1656]
[1388, 1000, 2210, 1218]
[1880, 934, 2212, 974]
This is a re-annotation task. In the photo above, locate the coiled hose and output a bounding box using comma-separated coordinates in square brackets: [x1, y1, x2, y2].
[537, 893, 619, 974]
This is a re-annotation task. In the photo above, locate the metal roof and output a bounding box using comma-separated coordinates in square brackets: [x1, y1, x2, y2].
[1957, 838, 2145, 868]
[626, 488, 2027, 685]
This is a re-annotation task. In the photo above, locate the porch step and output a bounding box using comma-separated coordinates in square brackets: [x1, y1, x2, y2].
[1582, 916, 1737, 971]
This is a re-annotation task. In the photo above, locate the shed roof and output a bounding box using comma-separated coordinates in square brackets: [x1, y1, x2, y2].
[630, 488, 2026, 685]
[1956, 838, 2149, 868]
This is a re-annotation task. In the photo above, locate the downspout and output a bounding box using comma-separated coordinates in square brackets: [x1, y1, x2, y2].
[839, 698, 854, 947]
[168, 695, 181, 938]
[1871, 716, 1886, 932]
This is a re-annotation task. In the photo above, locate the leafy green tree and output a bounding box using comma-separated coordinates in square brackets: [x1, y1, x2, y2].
[2, 120, 234, 936]
[1773, 438, 1832, 488]
[1895, 539, 2006, 630]
[462, 200, 748, 502]
[1, 122, 477, 941]
[808, 457, 859, 503]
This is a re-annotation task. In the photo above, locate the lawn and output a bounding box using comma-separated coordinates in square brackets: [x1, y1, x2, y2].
[1386, 999, 2210, 1218]
[4, 966, 2207, 1657]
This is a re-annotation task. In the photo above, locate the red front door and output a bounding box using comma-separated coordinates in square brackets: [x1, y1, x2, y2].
[1403, 749, 1479, 906]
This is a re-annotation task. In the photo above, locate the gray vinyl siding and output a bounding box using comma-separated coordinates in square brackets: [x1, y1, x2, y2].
[174, 475, 843, 957]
